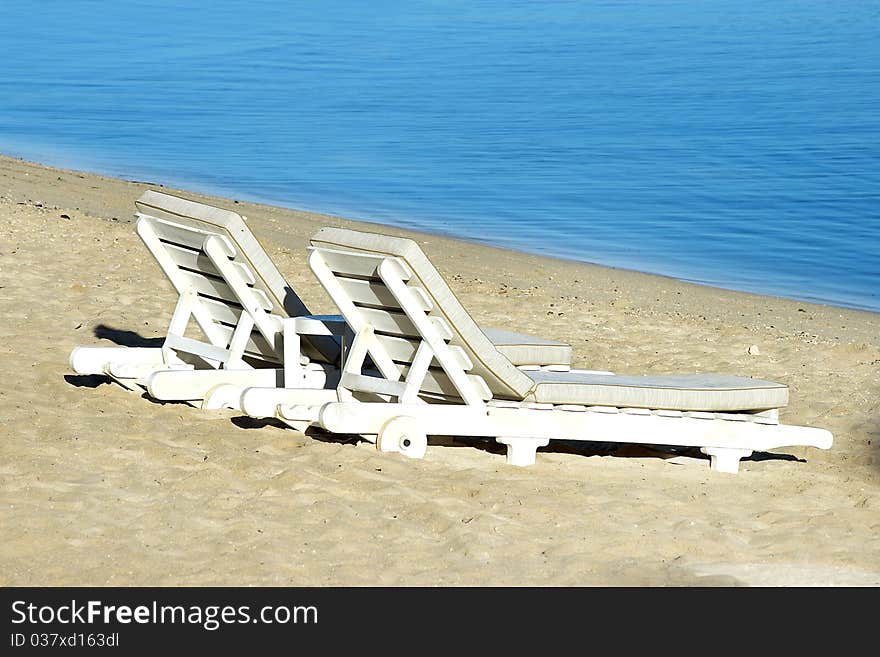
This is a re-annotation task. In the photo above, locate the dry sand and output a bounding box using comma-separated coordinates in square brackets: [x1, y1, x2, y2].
[1, 154, 878, 586]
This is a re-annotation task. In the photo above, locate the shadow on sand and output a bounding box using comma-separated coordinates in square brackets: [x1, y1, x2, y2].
[93, 324, 163, 348]
[63, 374, 110, 389]
[226, 424, 806, 468]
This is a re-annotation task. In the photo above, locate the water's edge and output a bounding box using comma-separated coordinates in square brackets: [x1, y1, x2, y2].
[4, 151, 878, 321]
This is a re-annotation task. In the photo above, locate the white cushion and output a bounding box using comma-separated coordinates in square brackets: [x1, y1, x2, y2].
[525, 371, 788, 411]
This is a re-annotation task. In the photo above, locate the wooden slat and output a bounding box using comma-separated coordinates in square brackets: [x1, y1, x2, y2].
[396, 365, 491, 401]
[222, 260, 257, 286]
[178, 270, 272, 310]
[164, 333, 230, 365]
[209, 322, 282, 362]
[357, 307, 417, 337]
[341, 372, 408, 398]
[146, 218, 212, 252]
[164, 242, 257, 286]
[178, 269, 238, 304]
[354, 307, 454, 342]
[311, 247, 412, 281]
[336, 276, 433, 312]
[140, 215, 236, 257]
[183, 297, 285, 362]
[429, 316, 452, 341]
[405, 285, 432, 311]
[312, 248, 378, 278]
[196, 296, 244, 326]
[337, 276, 402, 309]
[373, 333, 472, 371]
[164, 242, 221, 277]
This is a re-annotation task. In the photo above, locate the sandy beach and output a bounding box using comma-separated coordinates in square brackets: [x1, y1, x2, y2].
[1, 153, 878, 586]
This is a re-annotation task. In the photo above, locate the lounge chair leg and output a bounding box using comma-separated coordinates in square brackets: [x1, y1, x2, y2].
[701, 447, 752, 474]
[497, 437, 550, 467]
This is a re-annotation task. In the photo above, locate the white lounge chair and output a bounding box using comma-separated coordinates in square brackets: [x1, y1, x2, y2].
[70, 191, 573, 410]
[263, 227, 832, 474]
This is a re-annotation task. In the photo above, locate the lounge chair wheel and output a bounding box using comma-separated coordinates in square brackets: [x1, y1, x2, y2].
[202, 384, 244, 411]
[377, 416, 427, 459]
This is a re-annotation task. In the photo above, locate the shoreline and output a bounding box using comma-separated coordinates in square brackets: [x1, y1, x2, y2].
[2, 152, 879, 586]
[2, 152, 877, 320]
[1, 153, 876, 343]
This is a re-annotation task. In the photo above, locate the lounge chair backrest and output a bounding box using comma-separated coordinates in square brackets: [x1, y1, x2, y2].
[309, 227, 534, 402]
[134, 190, 337, 365]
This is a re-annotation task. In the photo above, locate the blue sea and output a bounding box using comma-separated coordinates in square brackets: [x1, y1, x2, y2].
[3, 1, 878, 312]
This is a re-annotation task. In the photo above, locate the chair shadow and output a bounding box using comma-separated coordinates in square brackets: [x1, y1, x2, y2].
[229, 426, 805, 467]
[748, 450, 805, 465]
[94, 324, 164, 348]
[433, 436, 805, 467]
[447, 437, 625, 460]
[63, 374, 110, 389]
[65, 325, 159, 389]
[64, 374, 200, 411]
[230, 416, 293, 431]
[229, 417, 361, 445]
[305, 428, 363, 446]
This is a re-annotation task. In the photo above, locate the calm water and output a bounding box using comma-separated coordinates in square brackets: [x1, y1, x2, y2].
[3, 1, 879, 312]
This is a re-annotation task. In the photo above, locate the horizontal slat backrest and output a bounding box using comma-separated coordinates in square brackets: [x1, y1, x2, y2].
[173, 267, 272, 310]
[134, 190, 338, 365]
[354, 306, 453, 340]
[310, 229, 534, 402]
[198, 295, 244, 325]
[146, 221, 267, 309]
[163, 242, 256, 286]
[314, 247, 432, 314]
[137, 215, 283, 364]
[373, 334, 488, 400]
[210, 319, 281, 358]
[135, 190, 290, 315]
[309, 244, 495, 403]
[375, 333, 472, 371]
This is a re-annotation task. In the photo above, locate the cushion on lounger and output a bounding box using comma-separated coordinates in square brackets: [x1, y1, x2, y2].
[480, 327, 571, 368]
[524, 371, 788, 411]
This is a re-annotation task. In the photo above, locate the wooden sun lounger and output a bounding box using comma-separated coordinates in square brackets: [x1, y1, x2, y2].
[69, 191, 574, 410]
[250, 226, 832, 474]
